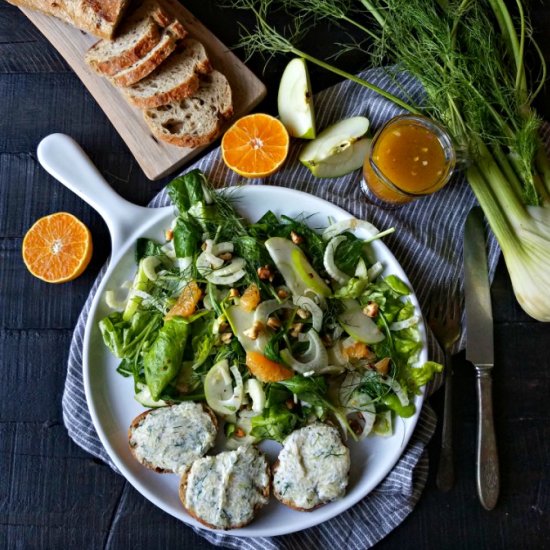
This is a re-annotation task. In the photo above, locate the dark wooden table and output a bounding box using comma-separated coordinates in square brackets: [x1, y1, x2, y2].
[1, 2, 549, 548]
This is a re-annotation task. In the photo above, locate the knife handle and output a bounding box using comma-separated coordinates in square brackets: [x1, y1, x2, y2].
[475, 367, 499, 510]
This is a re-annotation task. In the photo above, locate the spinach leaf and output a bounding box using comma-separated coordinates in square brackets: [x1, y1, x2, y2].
[333, 233, 368, 276]
[173, 217, 201, 258]
[167, 169, 206, 213]
[144, 317, 189, 400]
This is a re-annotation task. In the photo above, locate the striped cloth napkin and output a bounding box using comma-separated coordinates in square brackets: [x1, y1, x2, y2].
[62, 67, 502, 548]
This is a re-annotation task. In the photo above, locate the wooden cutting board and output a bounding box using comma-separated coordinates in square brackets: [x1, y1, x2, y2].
[20, 0, 266, 180]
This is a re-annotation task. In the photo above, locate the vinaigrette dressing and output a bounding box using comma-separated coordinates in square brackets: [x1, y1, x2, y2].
[363, 115, 455, 204]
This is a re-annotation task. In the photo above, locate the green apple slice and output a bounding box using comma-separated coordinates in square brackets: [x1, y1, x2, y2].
[308, 138, 371, 178]
[265, 237, 331, 297]
[338, 299, 385, 344]
[278, 58, 316, 139]
[300, 116, 370, 178]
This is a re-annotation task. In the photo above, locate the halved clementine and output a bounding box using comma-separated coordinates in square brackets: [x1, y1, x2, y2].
[221, 113, 290, 178]
[22, 212, 93, 283]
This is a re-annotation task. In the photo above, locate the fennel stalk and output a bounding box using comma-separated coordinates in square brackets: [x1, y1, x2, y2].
[230, 0, 550, 321]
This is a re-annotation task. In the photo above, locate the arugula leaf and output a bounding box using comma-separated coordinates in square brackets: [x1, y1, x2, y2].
[384, 275, 410, 296]
[408, 361, 444, 389]
[381, 393, 416, 417]
[250, 403, 300, 443]
[135, 238, 163, 262]
[264, 330, 285, 363]
[144, 317, 189, 400]
[334, 277, 369, 299]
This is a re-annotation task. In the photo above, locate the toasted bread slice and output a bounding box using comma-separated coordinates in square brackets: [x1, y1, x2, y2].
[143, 70, 233, 148]
[179, 446, 270, 529]
[85, 0, 176, 76]
[128, 402, 218, 475]
[6, 0, 131, 39]
[123, 39, 212, 108]
[272, 423, 350, 511]
[110, 19, 187, 87]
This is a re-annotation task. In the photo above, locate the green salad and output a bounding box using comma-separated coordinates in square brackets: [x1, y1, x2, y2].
[99, 170, 441, 447]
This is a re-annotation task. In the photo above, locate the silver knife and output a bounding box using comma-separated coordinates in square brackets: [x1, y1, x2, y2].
[464, 207, 499, 510]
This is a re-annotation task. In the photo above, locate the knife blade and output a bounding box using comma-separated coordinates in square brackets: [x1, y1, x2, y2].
[464, 206, 499, 510]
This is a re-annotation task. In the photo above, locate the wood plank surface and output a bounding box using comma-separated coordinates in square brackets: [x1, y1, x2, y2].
[19, 0, 266, 180]
[0, 0, 549, 549]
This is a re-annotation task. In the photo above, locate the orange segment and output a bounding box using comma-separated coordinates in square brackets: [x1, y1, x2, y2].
[165, 281, 202, 319]
[240, 283, 261, 312]
[22, 212, 93, 283]
[246, 351, 294, 383]
[221, 113, 290, 178]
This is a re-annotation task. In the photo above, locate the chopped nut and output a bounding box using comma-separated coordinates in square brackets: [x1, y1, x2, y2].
[296, 307, 310, 320]
[220, 332, 233, 344]
[218, 321, 229, 333]
[349, 414, 363, 436]
[257, 265, 273, 281]
[321, 334, 333, 347]
[266, 316, 282, 330]
[277, 288, 289, 299]
[201, 242, 207, 251]
[374, 357, 391, 375]
[243, 321, 264, 340]
[290, 230, 303, 245]
[234, 427, 245, 438]
[362, 301, 379, 318]
[229, 288, 240, 298]
[285, 399, 295, 410]
[290, 322, 304, 338]
[165, 228, 174, 241]
[218, 252, 233, 261]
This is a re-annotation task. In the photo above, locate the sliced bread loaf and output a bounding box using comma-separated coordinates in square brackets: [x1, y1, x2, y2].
[143, 70, 233, 148]
[123, 39, 212, 108]
[6, 0, 131, 39]
[85, 0, 176, 76]
[110, 19, 187, 87]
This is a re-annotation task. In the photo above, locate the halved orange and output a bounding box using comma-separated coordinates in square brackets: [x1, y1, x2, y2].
[221, 113, 290, 178]
[22, 212, 93, 283]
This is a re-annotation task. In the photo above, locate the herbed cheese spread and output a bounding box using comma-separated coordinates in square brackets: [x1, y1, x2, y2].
[184, 445, 269, 529]
[130, 402, 217, 474]
[273, 423, 350, 509]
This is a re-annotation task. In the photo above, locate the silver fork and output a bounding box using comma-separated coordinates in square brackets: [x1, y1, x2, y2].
[428, 298, 461, 492]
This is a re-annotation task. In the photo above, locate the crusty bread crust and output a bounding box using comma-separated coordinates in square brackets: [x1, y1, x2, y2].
[6, 0, 130, 39]
[179, 448, 271, 530]
[143, 71, 233, 148]
[128, 403, 218, 474]
[111, 20, 187, 87]
[87, 23, 161, 76]
[126, 74, 200, 108]
[85, 0, 179, 76]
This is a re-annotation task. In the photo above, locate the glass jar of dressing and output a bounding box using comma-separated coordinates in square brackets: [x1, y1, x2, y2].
[362, 115, 456, 205]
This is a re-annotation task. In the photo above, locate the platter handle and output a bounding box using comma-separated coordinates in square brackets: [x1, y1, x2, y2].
[37, 133, 150, 257]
